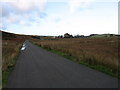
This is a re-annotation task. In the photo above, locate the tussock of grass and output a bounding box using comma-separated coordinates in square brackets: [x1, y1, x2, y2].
[31, 37, 120, 78]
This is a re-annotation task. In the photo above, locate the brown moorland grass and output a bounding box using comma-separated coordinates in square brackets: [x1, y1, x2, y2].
[2, 40, 22, 71]
[2, 31, 28, 71]
[2, 39, 23, 87]
[31, 36, 119, 75]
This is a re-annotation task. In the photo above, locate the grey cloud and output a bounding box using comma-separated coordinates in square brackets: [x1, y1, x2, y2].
[40, 12, 48, 18]
[0, 0, 48, 30]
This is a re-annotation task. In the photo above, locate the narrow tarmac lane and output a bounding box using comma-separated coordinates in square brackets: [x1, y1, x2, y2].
[6, 40, 118, 88]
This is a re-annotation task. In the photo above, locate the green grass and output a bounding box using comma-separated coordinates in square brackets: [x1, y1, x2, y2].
[2, 71, 11, 88]
[39, 45, 120, 79]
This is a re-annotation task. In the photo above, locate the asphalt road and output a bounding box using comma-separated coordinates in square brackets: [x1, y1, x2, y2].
[6, 40, 118, 88]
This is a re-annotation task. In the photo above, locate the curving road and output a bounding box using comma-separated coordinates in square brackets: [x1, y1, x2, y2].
[6, 40, 118, 88]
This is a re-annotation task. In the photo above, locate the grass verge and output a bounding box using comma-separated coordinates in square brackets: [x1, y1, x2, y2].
[37, 44, 120, 79]
[2, 43, 21, 88]
[2, 54, 20, 88]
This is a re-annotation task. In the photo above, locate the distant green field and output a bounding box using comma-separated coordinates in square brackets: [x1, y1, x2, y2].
[90, 34, 117, 38]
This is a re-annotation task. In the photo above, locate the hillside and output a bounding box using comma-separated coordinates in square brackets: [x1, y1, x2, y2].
[1, 30, 120, 87]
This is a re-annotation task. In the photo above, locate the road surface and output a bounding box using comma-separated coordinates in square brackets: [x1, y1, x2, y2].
[6, 40, 118, 88]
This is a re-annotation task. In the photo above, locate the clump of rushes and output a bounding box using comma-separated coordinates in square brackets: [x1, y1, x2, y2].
[31, 36, 120, 78]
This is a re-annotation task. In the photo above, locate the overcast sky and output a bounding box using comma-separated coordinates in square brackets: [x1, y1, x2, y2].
[0, 0, 119, 36]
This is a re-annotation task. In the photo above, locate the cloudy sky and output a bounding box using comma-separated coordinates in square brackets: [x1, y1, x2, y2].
[0, 0, 119, 36]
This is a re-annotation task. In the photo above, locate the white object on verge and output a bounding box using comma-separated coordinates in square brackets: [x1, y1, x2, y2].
[21, 46, 26, 50]
[21, 44, 26, 50]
